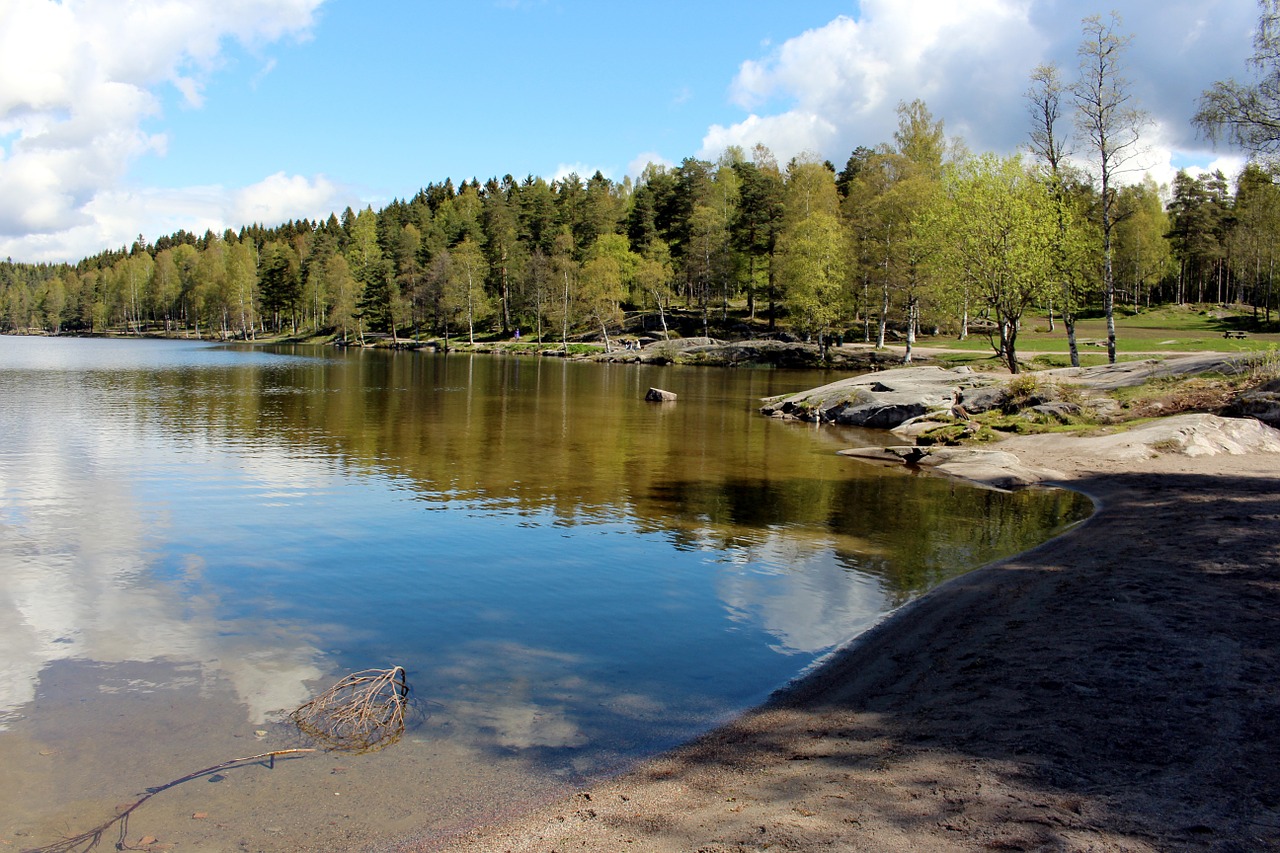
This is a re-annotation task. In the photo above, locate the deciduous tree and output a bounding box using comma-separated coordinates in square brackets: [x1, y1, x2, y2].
[937, 155, 1055, 373]
[1195, 1, 1280, 157]
[1073, 11, 1147, 363]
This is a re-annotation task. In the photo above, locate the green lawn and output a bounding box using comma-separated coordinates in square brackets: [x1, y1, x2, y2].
[919, 304, 1279, 358]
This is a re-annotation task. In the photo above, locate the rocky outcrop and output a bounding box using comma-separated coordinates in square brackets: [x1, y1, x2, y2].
[838, 445, 1065, 491]
[839, 414, 1280, 491]
[1226, 378, 1280, 428]
[761, 353, 1280, 432]
[595, 338, 904, 370]
[760, 366, 1003, 429]
[1039, 354, 1250, 389]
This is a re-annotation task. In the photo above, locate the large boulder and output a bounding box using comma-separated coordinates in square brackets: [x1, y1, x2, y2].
[761, 366, 1003, 429]
[956, 385, 1006, 414]
[1225, 377, 1280, 428]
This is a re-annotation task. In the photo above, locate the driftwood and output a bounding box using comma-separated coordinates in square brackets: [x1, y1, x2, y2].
[22, 749, 314, 853]
[24, 666, 410, 853]
[289, 665, 410, 754]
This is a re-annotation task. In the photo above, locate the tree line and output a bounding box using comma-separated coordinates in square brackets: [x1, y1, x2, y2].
[3, 9, 1279, 372]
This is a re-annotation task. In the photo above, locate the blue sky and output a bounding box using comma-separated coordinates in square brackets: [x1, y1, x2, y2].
[134, 1, 862, 193]
[0, 0, 1259, 262]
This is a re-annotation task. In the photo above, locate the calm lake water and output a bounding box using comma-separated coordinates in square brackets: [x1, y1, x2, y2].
[0, 336, 1089, 851]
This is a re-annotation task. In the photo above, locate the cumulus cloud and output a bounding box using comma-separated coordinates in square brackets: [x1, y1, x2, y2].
[702, 0, 1257, 186]
[0, 173, 348, 261]
[233, 171, 341, 226]
[0, 0, 325, 261]
[627, 151, 675, 180]
[552, 162, 614, 182]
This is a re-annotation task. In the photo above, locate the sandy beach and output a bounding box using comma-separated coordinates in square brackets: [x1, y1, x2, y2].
[426, 417, 1280, 852]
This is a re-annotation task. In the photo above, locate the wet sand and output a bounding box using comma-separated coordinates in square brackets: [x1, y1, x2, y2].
[432, 422, 1280, 852]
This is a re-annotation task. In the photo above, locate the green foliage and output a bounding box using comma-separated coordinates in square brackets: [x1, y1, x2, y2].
[1195, 0, 1280, 157]
[935, 154, 1056, 372]
[1002, 373, 1043, 411]
[0, 51, 1276, 348]
[1247, 343, 1280, 383]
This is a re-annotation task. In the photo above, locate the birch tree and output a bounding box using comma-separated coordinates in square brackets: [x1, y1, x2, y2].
[1196, 0, 1280, 157]
[937, 155, 1055, 374]
[1073, 12, 1147, 364]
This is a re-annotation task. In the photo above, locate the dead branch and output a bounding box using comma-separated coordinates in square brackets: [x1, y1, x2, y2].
[288, 665, 409, 753]
[21, 749, 315, 853]
[23, 664, 411, 853]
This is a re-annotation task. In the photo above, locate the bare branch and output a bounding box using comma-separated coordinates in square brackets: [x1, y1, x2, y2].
[1195, 0, 1280, 156]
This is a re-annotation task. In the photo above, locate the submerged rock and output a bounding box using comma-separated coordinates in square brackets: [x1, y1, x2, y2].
[645, 387, 677, 402]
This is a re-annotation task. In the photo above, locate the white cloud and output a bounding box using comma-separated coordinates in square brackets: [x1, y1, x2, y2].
[0, 0, 324, 260]
[552, 162, 613, 182]
[703, 112, 839, 165]
[702, 0, 1259, 187]
[627, 151, 675, 180]
[233, 171, 342, 226]
[0, 173, 351, 261]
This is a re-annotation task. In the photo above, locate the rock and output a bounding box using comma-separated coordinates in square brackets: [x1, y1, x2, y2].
[645, 387, 677, 402]
[837, 445, 1065, 491]
[957, 385, 1006, 414]
[1003, 413, 1280, 464]
[761, 366, 1003, 429]
[1028, 402, 1082, 422]
[594, 338, 905, 370]
[1104, 413, 1280, 458]
[1039, 354, 1250, 390]
[1226, 389, 1280, 428]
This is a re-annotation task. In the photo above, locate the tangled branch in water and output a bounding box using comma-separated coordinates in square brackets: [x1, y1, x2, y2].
[22, 749, 314, 853]
[289, 665, 410, 753]
[23, 665, 411, 853]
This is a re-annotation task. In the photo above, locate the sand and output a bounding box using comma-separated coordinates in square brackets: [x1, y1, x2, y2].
[428, 415, 1280, 852]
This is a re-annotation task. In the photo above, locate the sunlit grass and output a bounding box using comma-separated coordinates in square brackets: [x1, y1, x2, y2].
[912, 304, 1280, 357]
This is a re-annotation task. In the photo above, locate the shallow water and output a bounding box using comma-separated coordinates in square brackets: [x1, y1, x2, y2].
[0, 336, 1089, 851]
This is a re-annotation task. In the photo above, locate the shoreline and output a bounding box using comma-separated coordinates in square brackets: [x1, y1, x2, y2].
[426, 418, 1280, 852]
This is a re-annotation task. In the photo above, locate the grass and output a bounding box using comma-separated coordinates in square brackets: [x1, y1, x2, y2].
[915, 304, 1280, 359]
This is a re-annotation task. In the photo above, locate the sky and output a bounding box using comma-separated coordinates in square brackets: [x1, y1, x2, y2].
[0, 0, 1261, 263]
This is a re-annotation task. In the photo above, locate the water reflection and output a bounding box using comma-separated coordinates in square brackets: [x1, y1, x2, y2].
[0, 336, 1090, 848]
[0, 367, 327, 728]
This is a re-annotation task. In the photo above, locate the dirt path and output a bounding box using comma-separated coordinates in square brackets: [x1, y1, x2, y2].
[417, 426, 1280, 852]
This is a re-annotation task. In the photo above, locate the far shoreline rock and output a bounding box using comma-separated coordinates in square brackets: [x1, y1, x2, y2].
[596, 338, 905, 371]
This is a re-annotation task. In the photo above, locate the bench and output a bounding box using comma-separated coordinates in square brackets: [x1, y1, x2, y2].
[1223, 331, 1248, 340]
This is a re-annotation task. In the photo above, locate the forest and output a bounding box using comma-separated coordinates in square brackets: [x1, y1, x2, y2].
[2, 12, 1279, 374]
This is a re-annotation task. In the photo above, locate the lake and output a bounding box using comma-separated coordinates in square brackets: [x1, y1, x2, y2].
[0, 336, 1089, 851]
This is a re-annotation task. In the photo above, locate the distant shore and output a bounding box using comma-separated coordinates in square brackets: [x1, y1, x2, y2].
[428, 416, 1280, 852]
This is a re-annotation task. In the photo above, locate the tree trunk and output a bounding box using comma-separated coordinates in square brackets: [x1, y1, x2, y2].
[876, 282, 889, 349]
[904, 298, 917, 363]
[562, 270, 570, 354]
[653, 290, 670, 340]
[1002, 320, 1020, 374]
